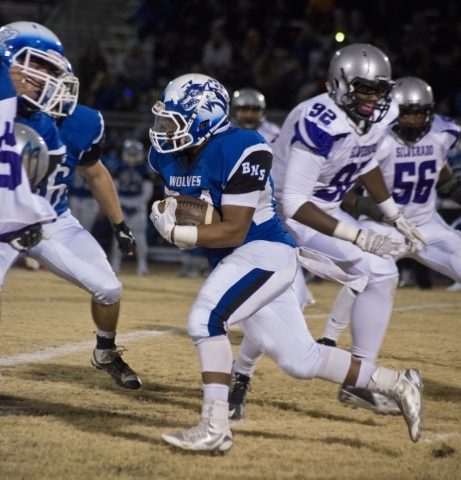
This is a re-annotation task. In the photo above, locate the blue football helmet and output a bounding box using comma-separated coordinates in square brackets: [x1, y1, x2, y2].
[149, 73, 230, 153]
[0, 21, 77, 117]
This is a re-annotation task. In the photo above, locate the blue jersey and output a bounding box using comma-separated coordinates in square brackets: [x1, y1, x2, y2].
[40, 104, 104, 215]
[16, 107, 65, 159]
[148, 126, 296, 267]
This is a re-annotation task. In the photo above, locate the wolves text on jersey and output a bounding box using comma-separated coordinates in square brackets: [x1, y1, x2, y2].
[170, 175, 202, 187]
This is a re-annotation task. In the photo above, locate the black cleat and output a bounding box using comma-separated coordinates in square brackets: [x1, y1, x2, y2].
[91, 346, 141, 390]
[228, 372, 251, 420]
[316, 337, 337, 347]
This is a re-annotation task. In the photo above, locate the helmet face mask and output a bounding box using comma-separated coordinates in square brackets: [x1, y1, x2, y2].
[149, 74, 230, 153]
[231, 88, 266, 129]
[391, 77, 434, 144]
[326, 44, 394, 125]
[0, 22, 78, 117]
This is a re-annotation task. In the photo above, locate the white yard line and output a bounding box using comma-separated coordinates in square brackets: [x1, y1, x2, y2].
[0, 330, 169, 366]
[1, 303, 460, 366]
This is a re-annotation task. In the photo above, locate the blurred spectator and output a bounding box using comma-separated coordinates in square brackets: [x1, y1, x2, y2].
[91, 72, 120, 111]
[178, 0, 214, 43]
[130, 0, 173, 42]
[290, 23, 322, 72]
[116, 42, 152, 96]
[201, 27, 233, 80]
[77, 42, 108, 97]
[153, 31, 182, 89]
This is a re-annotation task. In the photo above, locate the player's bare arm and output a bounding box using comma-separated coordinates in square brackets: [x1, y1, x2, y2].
[196, 204, 255, 248]
[78, 160, 123, 224]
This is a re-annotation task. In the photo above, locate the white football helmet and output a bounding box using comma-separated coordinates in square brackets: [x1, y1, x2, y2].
[149, 73, 230, 153]
[0, 21, 78, 117]
[14, 123, 49, 190]
[326, 43, 394, 124]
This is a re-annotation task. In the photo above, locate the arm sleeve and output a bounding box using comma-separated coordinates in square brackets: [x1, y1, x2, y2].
[282, 143, 324, 218]
[79, 139, 103, 166]
[223, 148, 272, 195]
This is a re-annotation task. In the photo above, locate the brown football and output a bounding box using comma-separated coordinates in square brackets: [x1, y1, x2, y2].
[158, 195, 221, 226]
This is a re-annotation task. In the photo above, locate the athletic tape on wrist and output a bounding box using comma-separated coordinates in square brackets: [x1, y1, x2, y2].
[173, 225, 198, 248]
[332, 221, 360, 242]
[377, 197, 399, 219]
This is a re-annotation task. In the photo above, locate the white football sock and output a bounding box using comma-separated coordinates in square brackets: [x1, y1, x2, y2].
[322, 286, 356, 341]
[203, 383, 229, 403]
[233, 336, 263, 377]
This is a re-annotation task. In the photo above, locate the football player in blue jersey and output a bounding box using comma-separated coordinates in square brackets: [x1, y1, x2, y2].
[110, 138, 154, 276]
[148, 73, 424, 453]
[0, 22, 141, 390]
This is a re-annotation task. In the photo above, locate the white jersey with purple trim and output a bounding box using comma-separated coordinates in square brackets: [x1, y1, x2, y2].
[0, 64, 56, 238]
[273, 92, 398, 215]
[373, 115, 460, 226]
[257, 120, 280, 144]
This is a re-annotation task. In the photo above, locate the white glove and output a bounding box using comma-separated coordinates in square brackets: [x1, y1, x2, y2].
[385, 212, 427, 253]
[353, 229, 406, 259]
[150, 197, 177, 243]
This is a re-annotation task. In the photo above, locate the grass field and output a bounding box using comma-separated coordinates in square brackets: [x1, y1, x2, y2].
[0, 263, 460, 480]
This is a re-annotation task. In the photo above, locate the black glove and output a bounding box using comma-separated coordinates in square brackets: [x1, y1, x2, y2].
[112, 220, 136, 255]
[0, 223, 44, 251]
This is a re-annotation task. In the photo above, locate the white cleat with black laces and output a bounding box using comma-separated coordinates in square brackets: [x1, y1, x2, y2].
[162, 399, 233, 454]
[91, 346, 141, 390]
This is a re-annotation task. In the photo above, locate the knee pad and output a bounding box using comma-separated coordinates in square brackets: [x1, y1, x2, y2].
[92, 278, 122, 305]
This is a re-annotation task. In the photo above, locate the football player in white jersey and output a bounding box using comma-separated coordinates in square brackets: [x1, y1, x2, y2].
[149, 73, 423, 454]
[231, 87, 316, 310]
[0, 22, 140, 390]
[0, 62, 56, 250]
[227, 44, 427, 421]
[317, 77, 461, 413]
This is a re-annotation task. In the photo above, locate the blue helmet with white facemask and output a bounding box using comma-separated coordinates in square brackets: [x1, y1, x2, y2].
[0, 21, 76, 117]
[149, 73, 230, 153]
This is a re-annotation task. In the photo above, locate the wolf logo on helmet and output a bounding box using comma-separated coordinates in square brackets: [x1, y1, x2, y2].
[150, 73, 230, 153]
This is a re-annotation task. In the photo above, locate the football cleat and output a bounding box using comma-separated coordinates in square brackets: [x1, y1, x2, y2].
[228, 372, 251, 420]
[339, 386, 401, 415]
[316, 337, 337, 347]
[91, 346, 141, 390]
[162, 400, 233, 454]
[446, 282, 461, 292]
[390, 369, 424, 443]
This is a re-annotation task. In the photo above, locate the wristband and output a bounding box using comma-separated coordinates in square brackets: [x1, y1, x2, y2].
[377, 197, 399, 219]
[332, 221, 360, 242]
[172, 225, 198, 249]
